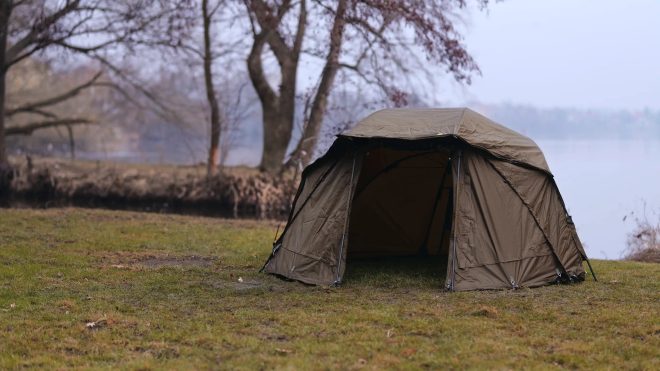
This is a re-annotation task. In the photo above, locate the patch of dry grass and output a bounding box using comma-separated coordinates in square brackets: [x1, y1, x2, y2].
[0, 208, 658, 369]
[6, 156, 296, 218]
[624, 208, 660, 263]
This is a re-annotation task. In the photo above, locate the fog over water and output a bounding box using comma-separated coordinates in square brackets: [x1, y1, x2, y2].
[538, 139, 660, 259]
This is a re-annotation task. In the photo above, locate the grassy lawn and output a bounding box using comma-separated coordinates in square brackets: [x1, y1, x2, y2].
[0, 208, 658, 369]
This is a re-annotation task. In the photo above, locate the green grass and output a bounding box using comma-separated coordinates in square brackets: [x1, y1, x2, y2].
[0, 208, 658, 370]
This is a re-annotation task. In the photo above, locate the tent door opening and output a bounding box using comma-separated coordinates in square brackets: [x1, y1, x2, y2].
[346, 146, 454, 278]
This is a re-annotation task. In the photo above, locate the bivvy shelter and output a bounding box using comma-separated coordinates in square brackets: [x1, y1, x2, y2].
[262, 108, 596, 291]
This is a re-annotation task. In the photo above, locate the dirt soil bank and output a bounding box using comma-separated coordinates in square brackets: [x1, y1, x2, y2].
[1, 156, 296, 219]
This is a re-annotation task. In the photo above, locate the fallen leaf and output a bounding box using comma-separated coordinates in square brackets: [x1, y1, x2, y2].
[472, 306, 498, 318]
[401, 348, 417, 357]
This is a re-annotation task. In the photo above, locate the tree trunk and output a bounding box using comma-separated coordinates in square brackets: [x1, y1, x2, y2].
[260, 108, 293, 173]
[287, 0, 347, 168]
[0, 0, 13, 195]
[260, 59, 297, 173]
[202, 0, 221, 177]
[246, 0, 306, 174]
[0, 0, 10, 168]
[0, 65, 7, 169]
[247, 35, 297, 174]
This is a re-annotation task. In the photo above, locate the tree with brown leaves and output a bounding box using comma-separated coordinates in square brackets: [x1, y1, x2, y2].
[245, 0, 487, 174]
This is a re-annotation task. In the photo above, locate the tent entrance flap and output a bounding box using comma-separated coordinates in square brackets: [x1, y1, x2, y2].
[347, 147, 453, 259]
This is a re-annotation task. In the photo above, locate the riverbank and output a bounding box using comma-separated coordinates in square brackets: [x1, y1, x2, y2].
[1, 156, 296, 219]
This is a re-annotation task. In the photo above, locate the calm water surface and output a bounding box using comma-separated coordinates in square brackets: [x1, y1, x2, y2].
[538, 139, 660, 259]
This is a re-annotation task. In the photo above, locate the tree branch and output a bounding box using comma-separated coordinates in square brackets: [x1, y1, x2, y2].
[6, 71, 103, 117]
[6, 118, 94, 136]
[247, 32, 278, 109]
[292, 0, 306, 59]
[5, 0, 82, 67]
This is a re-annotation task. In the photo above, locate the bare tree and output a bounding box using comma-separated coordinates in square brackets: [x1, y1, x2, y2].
[245, 0, 488, 173]
[0, 0, 193, 182]
[138, 0, 248, 176]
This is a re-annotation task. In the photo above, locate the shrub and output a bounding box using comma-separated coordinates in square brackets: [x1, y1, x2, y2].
[624, 207, 660, 263]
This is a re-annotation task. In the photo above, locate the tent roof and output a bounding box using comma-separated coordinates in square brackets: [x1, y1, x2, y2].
[341, 108, 550, 173]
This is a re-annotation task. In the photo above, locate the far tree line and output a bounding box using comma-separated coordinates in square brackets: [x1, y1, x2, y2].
[0, 0, 489, 184]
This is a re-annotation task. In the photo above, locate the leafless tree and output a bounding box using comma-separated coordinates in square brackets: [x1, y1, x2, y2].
[135, 0, 248, 176]
[0, 0, 193, 184]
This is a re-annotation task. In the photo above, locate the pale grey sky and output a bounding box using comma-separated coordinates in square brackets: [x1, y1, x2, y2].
[453, 0, 660, 110]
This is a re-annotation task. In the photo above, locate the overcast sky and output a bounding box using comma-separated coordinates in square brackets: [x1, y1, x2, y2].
[448, 0, 660, 111]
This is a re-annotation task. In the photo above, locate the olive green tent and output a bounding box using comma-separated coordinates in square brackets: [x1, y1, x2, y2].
[262, 108, 596, 291]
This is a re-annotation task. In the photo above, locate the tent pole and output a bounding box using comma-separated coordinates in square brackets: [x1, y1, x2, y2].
[335, 153, 358, 286]
[449, 150, 462, 291]
[585, 257, 598, 282]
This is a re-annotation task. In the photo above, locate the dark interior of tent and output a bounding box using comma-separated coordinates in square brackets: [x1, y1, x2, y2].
[345, 142, 455, 280]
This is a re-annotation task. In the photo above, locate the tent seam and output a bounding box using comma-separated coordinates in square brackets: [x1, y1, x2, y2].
[456, 108, 468, 135]
[449, 150, 462, 291]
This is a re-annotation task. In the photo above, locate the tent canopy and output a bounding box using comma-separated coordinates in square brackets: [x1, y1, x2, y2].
[342, 108, 550, 174]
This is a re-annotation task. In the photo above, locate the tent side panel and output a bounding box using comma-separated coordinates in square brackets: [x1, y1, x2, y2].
[451, 151, 559, 290]
[489, 160, 586, 279]
[264, 150, 361, 286]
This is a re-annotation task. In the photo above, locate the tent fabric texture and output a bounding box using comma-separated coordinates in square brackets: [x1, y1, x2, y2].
[262, 108, 593, 291]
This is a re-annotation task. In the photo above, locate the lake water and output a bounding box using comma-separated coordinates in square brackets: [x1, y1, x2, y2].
[537, 139, 660, 259]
